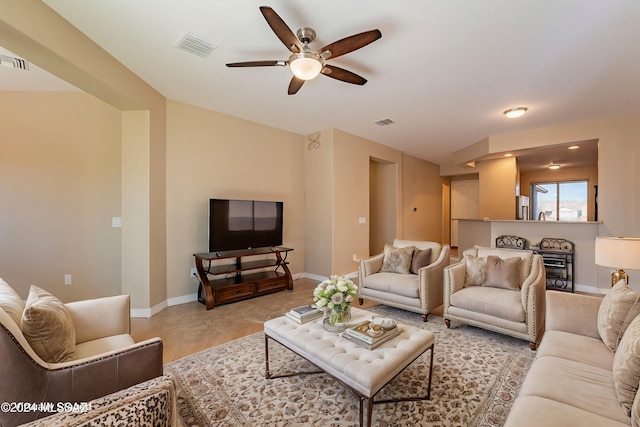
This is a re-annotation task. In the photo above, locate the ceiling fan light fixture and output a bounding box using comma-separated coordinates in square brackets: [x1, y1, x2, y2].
[503, 107, 528, 119]
[289, 52, 322, 80]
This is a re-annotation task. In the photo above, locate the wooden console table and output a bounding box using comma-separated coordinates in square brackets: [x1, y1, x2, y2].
[193, 247, 293, 310]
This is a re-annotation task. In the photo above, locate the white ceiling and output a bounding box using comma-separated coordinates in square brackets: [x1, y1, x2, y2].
[4, 1, 640, 167]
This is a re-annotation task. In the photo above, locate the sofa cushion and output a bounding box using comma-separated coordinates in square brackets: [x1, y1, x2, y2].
[73, 334, 137, 360]
[381, 245, 414, 274]
[450, 285, 525, 322]
[519, 356, 629, 424]
[484, 255, 521, 290]
[598, 280, 640, 352]
[464, 254, 486, 286]
[537, 330, 614, 371]
[21, 285, 76, 363]
[505, 395, 631, 427]
[410, 248, 432, 274]
[0, 277, 25, 326]
[613, 313, 640, 416]
[363, 272, 419, 298]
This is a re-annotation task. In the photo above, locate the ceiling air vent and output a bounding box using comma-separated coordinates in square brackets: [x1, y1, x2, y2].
[174, 31, 217, 58]
[0, 54, 29, 70]
[374, 118, 395, 127]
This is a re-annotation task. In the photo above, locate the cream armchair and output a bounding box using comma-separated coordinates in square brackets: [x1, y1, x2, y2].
[443, 246, 546, 349]
[358, 239, 450, 321]
[0, 278, 164, 426]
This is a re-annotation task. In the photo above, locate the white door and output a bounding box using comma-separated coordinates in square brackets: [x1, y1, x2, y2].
[451, 179, 479, 247]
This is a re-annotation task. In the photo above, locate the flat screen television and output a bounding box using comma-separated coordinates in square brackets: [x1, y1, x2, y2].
[208, 198, 283, 252]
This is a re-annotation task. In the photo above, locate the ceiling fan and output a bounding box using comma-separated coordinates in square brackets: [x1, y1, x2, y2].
[226, 6, 382, 95]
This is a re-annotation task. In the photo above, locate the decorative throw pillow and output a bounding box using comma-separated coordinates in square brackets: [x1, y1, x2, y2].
[21, 285, 76, 363]
[0, 277, 25, 326]
[612, 314, 640, 416]
[598, 280, 640, 352]
[381, 246, 415, 274]
[483, 255, 521, 290]
[410, 248, 432, 274]
[464, 254, 486, 286]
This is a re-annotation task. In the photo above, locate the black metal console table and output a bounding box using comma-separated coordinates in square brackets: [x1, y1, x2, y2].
[531, 238, 575, 292]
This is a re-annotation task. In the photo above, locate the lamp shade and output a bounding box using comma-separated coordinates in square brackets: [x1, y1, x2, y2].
[289, 53, 322, 80]
[595, 237, 640, 270]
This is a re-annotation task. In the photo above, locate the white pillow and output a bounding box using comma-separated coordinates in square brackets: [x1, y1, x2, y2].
[464, 254, 486, 286]
[598, 280, 640, 352]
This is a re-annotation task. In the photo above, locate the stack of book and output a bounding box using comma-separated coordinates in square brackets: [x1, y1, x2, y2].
[342, 321, 400, 350]
[285, 305, 323, 324]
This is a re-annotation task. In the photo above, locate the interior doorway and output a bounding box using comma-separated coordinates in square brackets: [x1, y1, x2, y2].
[369, 158, 397, 255]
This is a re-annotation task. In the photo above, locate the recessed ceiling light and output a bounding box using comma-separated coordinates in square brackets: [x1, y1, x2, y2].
[503, 107, 528, 119]
[504, 153, 513, 157]
[548, 162, 561, 170]
[568, 145, 579, 150]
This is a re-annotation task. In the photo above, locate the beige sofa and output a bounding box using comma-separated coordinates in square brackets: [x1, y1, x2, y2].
[443, 246, 546, 349]
[358, 239, 450, 321]
[504, 289, 640, 427]
[0, 277, 167, 426]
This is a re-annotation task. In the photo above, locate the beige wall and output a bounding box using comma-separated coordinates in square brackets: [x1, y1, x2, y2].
[332, 130, 403, 275]
[165, 100, 306, 300]
[0, 92, 121, 301]
[304, 130, 334, 277]
[305, 129, 442, 276]
[477, 157, 517, 219]
[1, 0, 167, 312]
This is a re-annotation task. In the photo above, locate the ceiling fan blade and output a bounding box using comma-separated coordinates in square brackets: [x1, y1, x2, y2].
[322, 65, 367, 85]
[260, 6, 303, 54]
[288, 76, 304, 95]
[226, 60, 286, 68]
[320, 29, 382, 60]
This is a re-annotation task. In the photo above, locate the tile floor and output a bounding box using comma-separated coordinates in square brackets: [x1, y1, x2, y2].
[130, 278, 379, 363]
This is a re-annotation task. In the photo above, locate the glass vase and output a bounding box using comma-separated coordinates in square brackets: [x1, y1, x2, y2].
[329, 305, 351, 327]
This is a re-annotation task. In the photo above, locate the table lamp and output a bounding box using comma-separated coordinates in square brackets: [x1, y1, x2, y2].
[595, 237, 640, 286]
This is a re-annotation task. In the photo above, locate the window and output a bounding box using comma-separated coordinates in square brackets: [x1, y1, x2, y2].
[531, 181, 588, 221]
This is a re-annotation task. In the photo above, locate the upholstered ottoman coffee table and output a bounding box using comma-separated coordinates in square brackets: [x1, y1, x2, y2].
[264, 307, 435, 427]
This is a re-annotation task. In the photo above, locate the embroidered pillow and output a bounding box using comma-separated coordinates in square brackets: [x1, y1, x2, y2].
[483, 255, 521, 290]
[21, 285, 76, 363]
[613, 314, 640, 415]
[410, 248, 432, 274]
[598, 280, 640, 352]
[381, 246, 415, 274]
[464, 254, 486, 286]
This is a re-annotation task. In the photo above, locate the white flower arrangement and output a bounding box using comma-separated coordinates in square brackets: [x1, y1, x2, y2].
[313, 275, 358, 324]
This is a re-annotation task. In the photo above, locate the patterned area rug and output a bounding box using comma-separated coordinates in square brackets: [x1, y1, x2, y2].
[165, 306, 535, 427]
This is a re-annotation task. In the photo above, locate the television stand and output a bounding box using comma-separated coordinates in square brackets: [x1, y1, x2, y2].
[193, 247, 293, 310]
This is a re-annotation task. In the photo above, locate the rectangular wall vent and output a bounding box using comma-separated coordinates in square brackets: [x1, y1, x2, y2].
[174, 31, 217, 58]
[0, 54, 29, 70]
[374, 118, 395, 126]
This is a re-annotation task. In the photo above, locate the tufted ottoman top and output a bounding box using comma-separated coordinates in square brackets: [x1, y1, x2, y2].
[264, 307, 435, 398]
